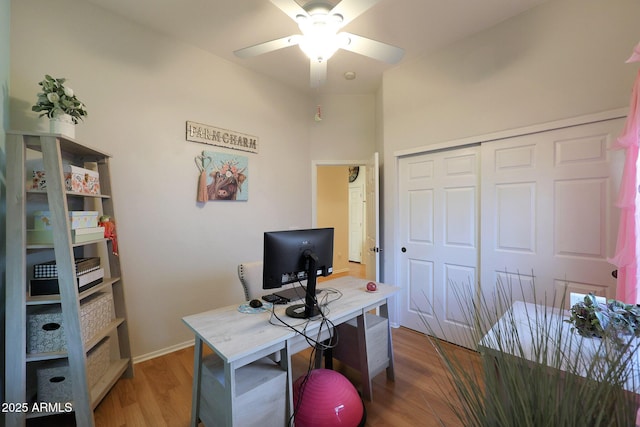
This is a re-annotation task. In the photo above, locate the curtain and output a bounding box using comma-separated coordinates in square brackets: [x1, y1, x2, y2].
[611, 44, 640, 303]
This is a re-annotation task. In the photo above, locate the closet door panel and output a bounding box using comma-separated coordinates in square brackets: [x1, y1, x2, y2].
[481, 118, 624, 309]
[398, 146, 480, 348]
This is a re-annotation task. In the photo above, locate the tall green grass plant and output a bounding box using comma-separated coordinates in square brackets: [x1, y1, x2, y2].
[422, 279, 639, 427]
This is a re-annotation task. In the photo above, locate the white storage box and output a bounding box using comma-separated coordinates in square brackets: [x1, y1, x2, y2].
[33, 211, 99, 230]
[26, 229, 54, 245]
[72, 226, 105, 244]
[27, 292, 114, 353]
[29, 165, 100, 195]
[64, 165, 100, 195]
[26, 227, 104, 245]
[37, 338, 111, 403]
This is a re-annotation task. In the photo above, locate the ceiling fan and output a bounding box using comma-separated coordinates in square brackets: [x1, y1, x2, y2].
[234, 0, 404, 88]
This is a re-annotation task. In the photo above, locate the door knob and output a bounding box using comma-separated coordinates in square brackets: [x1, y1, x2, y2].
[401, 247, 407, 253]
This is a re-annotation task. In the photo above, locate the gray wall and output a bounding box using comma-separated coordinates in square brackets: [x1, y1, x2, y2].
[1, 0, 10, 411]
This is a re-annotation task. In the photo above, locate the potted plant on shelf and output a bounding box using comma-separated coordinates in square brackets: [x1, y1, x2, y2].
[32, 74, 87, 139]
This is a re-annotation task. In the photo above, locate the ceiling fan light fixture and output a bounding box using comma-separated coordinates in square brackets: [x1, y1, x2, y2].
[297, 11, 345, 62]
[235, 0, 405, 88]
[299, 34, 341, 62]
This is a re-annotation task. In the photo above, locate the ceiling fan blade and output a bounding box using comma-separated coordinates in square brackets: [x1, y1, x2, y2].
[340, 32, 404, 64]
[234, 35, 300, 58]
[270, 0, 309, 22]
[310, 60, 327, 88]
[330, 0, 381, 27]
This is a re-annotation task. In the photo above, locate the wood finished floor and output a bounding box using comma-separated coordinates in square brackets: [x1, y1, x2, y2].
[39, 263, 476, 426]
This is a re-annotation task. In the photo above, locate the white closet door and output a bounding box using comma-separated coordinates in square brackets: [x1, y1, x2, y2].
[398, 146, 480, 347]
[481, 118, 624, 309]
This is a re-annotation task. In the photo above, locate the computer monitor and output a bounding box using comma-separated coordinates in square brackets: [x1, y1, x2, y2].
[263, 228, 334, 318]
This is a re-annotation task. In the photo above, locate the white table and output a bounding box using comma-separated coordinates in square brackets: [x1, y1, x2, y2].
[182, 276, 399, 427]
[479, 300, 640, 394]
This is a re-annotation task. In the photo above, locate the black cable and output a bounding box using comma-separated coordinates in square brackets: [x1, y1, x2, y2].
[272, 283, 344, 426]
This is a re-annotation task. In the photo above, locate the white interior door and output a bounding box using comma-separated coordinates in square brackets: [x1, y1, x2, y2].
[349, 185, 364, 262]
[397, 146, 480, 347]
[365, 152, 380, 281]
[481, 118, 625, 309]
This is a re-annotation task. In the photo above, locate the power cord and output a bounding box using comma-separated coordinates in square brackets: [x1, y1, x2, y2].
[268, 282, 343, 426]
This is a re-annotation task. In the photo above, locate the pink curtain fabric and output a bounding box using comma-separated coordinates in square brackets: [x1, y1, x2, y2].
[611, 62, 640, 303]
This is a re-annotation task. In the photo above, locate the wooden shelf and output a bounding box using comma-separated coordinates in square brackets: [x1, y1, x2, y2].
[25, 351, 68, 363]
[26, 277, 121, 305]
[27, 238, 109, 250]
[5, 133, 133, 427]
[85, 318, 126, 350]
[27, 189, 112, 199]
[90, 358, 130, 409]
[11, 131, 112, 158]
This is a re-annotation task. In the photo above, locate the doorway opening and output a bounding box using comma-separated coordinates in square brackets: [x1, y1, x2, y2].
[313, 162, 366, 276]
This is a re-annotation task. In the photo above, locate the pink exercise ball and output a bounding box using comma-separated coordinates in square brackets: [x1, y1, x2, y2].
[293, 369, 364, 427]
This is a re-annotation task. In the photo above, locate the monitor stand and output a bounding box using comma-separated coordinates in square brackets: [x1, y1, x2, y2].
[285, 251, 320, 319]
[285, 303, 321, 318]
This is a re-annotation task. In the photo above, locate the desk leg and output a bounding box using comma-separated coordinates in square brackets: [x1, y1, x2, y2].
[190, 337, 203, 427]
[223, 361, 237, 426]
[356, 312, 373, 401]
[324, 345, 334, 370]
[283, 340, 294, 424]
[314, 344, 325, 369]
[380, 302, 395, 381]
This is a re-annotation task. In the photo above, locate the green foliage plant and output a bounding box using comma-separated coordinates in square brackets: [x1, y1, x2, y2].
[566, 293, 640, 339]
[421, 277, 639, 427]
[31, 75, 87, 124]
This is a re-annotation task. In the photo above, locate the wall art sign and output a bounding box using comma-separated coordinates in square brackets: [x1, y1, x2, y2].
[186, 121, 259, 154]
[195, 151, 249, 202]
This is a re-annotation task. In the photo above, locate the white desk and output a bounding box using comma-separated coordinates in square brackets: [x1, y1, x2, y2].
[182, 276, 399, 427]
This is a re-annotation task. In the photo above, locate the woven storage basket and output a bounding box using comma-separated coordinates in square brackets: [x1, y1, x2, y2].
[27, 292, 114, 353]
[37, 361, 73, 403]
[37, 337, 111, 403]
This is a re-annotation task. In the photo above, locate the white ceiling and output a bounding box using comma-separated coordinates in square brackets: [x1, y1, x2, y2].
[84, 0, 549, 95]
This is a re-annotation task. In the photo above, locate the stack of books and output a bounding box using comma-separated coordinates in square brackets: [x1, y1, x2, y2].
[30, 257, 103, 296]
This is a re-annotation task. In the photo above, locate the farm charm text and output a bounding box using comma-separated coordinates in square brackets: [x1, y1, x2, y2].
[186, 121, 258, 154]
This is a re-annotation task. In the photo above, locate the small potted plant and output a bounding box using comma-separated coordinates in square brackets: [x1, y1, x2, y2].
[566, 293, 640, 339]
[32, 74, 87, 138]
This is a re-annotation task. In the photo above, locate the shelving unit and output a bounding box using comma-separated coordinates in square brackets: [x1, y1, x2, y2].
[5, 132, 133, 427]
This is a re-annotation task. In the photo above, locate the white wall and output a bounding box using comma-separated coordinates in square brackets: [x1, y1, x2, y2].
[9, 0, 319, 358]
[309, 93, 375, 161]
[380, 0, 640, 285]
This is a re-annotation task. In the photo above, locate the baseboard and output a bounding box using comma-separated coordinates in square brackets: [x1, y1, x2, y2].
[133, 338, 195, 364]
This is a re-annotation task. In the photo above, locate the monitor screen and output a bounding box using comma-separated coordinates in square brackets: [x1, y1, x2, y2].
[262, 228, 334, 318]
